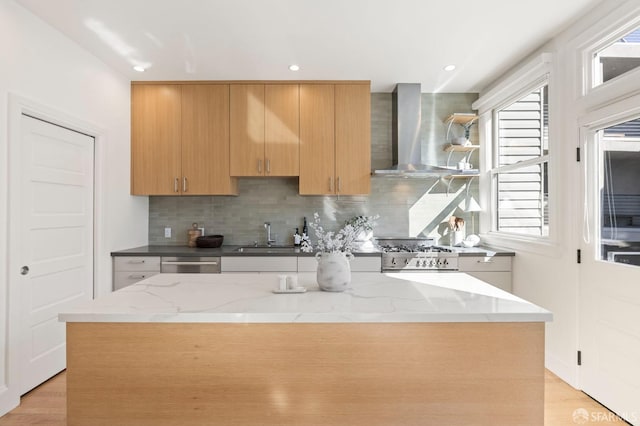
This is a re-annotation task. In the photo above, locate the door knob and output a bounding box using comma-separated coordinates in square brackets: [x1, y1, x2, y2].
[20, 266, 29, 275]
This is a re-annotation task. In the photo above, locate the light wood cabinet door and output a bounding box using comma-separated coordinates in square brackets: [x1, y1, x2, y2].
[299, 84, 335, 195]
[181, 85, 237, 195]
[230, 84, 265, 176]
[265, 84, 299, 176]
[335, 84, 371, 195]
[131, 84, 182, 195]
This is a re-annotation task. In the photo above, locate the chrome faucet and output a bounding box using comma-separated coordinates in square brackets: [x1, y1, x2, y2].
[264, 222, 276, 247]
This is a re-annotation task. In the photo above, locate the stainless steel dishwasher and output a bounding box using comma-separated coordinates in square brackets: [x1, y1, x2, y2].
[160, 256, 221, 273]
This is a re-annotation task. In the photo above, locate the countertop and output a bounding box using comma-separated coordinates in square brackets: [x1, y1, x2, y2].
[59, 272, 550, 323]
[111, 244, 515, 257]
[110, 245, 381, 257]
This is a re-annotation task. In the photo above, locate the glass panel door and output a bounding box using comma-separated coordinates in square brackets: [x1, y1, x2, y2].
[599, 118, 640, 267]
[579, 116, 640, 424]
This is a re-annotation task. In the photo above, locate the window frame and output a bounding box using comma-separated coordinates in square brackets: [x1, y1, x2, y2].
[490, 78, 550, 237]
[579, 98, 640, 268]
[472, 52, 559, 255]
[577, 7, 640, 98]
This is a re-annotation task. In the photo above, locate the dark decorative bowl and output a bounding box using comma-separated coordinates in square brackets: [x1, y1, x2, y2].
[196, 235, 224, 248]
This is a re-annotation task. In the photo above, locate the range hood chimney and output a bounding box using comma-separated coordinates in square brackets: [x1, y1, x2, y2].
[374, 83, 449, 177]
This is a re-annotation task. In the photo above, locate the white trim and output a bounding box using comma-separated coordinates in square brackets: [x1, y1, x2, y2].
[484, 76, 554, 244]
[480, 231, 561, 258]
[478, 112, 493, 239]
[578, 90, 640, 130]
[0, 385, 18, 421]
[490, 74, 551, 115]
[5, 93, 105, 410]
[472, 53, 552, 113]
[576, 5, 640, 97]
[545, 350, 579, 389]
[576, 95, 640, 259]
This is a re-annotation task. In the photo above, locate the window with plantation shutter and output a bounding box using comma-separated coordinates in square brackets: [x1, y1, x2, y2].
[492, 84, 549, 236]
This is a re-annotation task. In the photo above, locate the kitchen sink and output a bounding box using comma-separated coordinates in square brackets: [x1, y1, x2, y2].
[235, 246, 300, 254]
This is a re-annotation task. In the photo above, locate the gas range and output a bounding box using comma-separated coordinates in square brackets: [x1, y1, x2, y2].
[377, 237, 459, 272]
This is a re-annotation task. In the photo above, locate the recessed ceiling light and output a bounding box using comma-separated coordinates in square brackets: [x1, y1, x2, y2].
[288, 64, 300, 71]
[133, 65, 146, 72]
[443, 64, 456, 72]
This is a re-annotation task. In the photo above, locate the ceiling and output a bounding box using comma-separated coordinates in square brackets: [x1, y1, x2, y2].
[16, 0, 602, 92]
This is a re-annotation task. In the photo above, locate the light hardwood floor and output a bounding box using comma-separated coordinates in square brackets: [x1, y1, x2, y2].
[0, 370, 628, 425]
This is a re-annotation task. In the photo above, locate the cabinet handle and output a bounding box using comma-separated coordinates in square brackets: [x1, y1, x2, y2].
[477, 259, 494, 263]
[128, 260, 146, 264]
[337, 176, 342, 193]
[128, 274, 147, 279]
[329, 176, 334, 192]
[183, 177, 188, 192]
[266, 159, 271, 174]
[174, 177, 179, 193]
[258, 159, 262, 173]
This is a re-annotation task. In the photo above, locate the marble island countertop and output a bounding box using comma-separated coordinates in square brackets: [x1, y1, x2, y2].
[59, 273, 551, 323]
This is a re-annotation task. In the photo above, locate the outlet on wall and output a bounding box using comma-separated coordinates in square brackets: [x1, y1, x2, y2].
[164, 227, 171, 238]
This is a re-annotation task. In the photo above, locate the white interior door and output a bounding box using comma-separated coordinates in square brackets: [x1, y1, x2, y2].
[12, 115, 94, 394]
[579, 118, 640, 425]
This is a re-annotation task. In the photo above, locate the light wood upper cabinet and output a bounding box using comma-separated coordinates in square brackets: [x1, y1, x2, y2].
[299, 84, 335, 194]
[131, 83, 237, 195]
[265, 84, 299, 176]
[335, 84, 371, 195]
[230, 84, 299, 176]
[230, 85, 265, 176]
[299, 83, 371, 195]
[181, 85, 237, 195]
[131, 84, 182, 195]
[132, 80, 368, 196]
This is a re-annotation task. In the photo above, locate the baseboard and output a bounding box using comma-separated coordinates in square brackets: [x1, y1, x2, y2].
[0, 385, 19, 418]
[546, 350, 579, 388]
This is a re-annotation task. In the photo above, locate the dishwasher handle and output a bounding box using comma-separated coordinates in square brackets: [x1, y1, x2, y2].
[160, 257, 221, 273]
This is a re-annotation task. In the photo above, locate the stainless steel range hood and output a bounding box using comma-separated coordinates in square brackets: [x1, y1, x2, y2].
[374, 83, 450, 177]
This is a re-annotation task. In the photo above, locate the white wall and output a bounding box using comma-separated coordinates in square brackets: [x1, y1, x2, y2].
[0, 0, 147, 414]
[477, 0, 640, 388]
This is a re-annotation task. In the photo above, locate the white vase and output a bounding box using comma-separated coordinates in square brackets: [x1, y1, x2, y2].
[315, 251, 354, 292]
[450, 230, 465, 246]
[356, 230, 373, 241]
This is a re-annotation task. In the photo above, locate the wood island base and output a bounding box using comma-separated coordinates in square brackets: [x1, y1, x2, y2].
[66, 322, 544, 426]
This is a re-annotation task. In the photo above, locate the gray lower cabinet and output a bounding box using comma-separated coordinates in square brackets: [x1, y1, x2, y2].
[297, 256, 382, 272]
[221, 256, 298, 272]
[113, 256, 161, 290]
[457, 256, 512, 293]
[221, 255, 382, 273]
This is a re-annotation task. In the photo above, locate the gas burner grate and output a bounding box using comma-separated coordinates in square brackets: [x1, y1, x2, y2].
[380, 245, 452, 253]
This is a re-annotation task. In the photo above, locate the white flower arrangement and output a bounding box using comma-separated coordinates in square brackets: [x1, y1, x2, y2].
[301, 212, 361, 254]
[345, 214, 380, 234]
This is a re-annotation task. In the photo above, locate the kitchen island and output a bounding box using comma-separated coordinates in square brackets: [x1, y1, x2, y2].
[60, 272, 551, 426]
